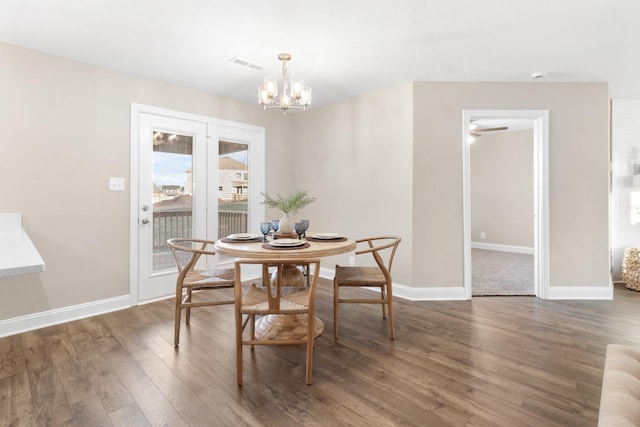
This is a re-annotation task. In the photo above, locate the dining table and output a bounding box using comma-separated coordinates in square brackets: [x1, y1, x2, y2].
[214, 232, 356, 340]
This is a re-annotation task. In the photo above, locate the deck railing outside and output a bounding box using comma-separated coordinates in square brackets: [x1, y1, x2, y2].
[153, 209, 247, 253]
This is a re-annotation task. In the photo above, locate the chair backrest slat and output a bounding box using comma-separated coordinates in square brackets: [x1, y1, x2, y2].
[168, 237, 217, 274]
[355, 236, 401, 276]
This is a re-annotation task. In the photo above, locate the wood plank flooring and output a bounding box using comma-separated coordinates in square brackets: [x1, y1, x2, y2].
[2, 282, 640, 426]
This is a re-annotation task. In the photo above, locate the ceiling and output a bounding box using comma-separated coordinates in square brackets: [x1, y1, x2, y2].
[1, 0, 639, 108]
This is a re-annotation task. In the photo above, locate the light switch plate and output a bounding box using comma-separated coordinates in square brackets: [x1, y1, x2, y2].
[109, 177, 125, 191]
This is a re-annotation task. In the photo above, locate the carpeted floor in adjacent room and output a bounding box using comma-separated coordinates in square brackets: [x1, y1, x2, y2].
[472, 248, 534, 296]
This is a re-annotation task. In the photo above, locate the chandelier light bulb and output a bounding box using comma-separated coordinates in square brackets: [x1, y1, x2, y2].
[300, 87, 311, 106]
[281, 93, 291, 108]
[291, 78, 304, 98]
[263, 77, 277, 97]
[258, 86, 270, 104]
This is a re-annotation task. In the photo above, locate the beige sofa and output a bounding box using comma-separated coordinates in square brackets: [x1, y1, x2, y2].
[598, 344, 640, 426]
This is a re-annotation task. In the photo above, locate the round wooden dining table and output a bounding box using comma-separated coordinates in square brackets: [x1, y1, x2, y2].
[214, 233, 356, 339]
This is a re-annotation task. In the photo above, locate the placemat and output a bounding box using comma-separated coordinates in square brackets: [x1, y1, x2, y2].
[261, 242, 310, 250]
[221, 237, 263, 243]
[306, 236, 348, 242]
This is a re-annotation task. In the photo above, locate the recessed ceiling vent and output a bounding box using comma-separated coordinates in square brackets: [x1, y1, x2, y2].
[228, 57, 263, 70]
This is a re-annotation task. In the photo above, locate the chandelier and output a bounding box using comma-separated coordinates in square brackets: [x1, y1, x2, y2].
[258, 53, 311, 113]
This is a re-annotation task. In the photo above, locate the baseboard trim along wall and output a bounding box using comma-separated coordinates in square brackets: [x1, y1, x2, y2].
[319, 267, 468, 301]
[471, 242, 534, 254]
[0, 271, 614, 338]
[546, 285, 614, 300]
[0, 295, 130, 338]
[321, 268, 613, 301]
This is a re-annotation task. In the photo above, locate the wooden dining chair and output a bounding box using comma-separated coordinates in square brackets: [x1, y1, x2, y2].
[234, 258, 321, 386]
[333, 236, 401, 340]
[167, 238, 235, 347]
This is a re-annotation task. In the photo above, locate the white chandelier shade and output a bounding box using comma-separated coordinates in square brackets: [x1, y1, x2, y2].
[258, 53, 311, 113]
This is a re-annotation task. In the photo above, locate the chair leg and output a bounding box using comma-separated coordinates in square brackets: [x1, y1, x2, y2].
[235, 309, 243, 387]
[386, 282, 395, 340]
[380, 285, 387, 319]
[174, 287, 183, 347]
[250, 314, 256, 351]
[185, 288, 192, 325]
[333, 278, 339, 339]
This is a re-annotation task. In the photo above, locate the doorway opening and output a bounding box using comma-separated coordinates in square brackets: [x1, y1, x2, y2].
[462, 110, 549, 299]
[469, 119, 534, 295]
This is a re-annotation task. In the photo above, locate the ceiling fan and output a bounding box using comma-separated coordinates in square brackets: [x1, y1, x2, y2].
[469, 125, 508, 138]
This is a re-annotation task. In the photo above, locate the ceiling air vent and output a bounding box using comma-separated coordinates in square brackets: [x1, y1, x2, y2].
[228, 57, 264, 71]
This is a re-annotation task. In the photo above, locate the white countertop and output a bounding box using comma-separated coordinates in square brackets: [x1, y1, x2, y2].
[0, 214, 45, 277]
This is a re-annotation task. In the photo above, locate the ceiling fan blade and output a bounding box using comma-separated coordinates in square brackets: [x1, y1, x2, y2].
[475, 126, 508, 132]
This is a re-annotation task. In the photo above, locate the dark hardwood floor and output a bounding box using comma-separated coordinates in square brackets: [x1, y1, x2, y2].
[2, 282, 640, 426]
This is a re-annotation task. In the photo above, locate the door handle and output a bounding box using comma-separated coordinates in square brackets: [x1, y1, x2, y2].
[141, 218, 149, 224]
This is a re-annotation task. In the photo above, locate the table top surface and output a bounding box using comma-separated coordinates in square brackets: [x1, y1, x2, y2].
[214, 234, 356, 260]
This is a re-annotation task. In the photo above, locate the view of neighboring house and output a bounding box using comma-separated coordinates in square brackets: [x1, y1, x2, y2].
[151, 155, 248, 207]
[153, 183, 185, 204]
[218, 155, 248, 202]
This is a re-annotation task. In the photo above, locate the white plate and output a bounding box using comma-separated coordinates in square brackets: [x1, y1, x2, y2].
[228, 233, 258, 240]
[313, 232, 342, 240]
[269, 238, 305, 247]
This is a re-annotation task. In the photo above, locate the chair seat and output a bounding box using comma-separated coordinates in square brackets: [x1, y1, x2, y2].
[334, 266, 386, 287]
[184, 268, 235, 287]
[333, 236, 401, 340]
[241, 284, 310, 315]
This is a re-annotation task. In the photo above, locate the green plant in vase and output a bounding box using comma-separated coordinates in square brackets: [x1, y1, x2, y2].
[261, 189, 316, 234]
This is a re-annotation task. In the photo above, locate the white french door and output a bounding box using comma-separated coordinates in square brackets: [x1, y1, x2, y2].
[137, 113, 208, 302]
[130, 104, 266, 305]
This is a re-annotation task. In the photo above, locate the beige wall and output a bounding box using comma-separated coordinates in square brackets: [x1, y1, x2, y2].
[413, 82, 610, 287]
[471, 130, 534, 247]
[0, 42, 611, 325]
[287, 84, 414, 285]
[0, 42, 289, 321]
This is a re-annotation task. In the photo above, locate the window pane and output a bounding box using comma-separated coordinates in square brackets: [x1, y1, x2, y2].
[218, 141, 248, 261]
[152, 131, 193, 271]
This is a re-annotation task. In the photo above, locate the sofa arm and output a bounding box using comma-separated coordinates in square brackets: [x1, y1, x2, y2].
[598, 344, 640, 426]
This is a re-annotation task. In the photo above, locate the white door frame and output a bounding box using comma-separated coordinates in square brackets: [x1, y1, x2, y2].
[129, 103, 265, 306]
[462, 109, 549, 299]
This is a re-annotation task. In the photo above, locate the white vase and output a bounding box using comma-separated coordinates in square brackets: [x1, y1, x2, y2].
[279, 213, 294, 234]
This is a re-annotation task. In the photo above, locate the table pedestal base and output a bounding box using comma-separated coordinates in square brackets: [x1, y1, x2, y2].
[254, 314, 324, 340]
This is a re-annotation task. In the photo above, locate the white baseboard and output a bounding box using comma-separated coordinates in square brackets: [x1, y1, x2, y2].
[471, 242, 534, 254]
[0, 295, 130, 338]
[0, 270, 614, 338]
[392, 284, 467, 301]
[319, 267, 467, 301]
[321, 267, 614, 301]
[546, 285, 613, 300]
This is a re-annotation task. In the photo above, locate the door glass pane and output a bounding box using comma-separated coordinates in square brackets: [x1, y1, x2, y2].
[152, 131, 193, 271]
[218, 141, 248, 251]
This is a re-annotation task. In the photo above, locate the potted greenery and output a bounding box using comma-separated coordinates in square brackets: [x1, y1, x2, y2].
[261, 189, 316, 233]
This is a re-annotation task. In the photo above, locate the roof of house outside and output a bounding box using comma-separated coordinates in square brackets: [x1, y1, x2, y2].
[219, 156, 247, 171]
